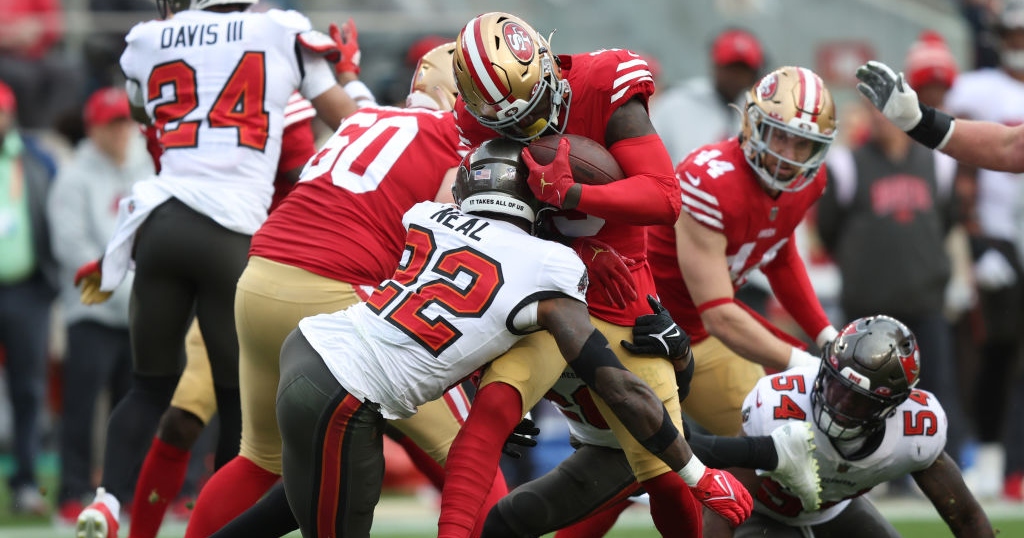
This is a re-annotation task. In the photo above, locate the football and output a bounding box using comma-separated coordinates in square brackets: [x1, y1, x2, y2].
[527, 134, 624, 185]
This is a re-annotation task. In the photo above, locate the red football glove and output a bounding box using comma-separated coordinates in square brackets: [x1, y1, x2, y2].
[328, 18, 361, 75]
[522, 138, 582, 209]
[572, 237, 637, 309]
[74, 259, 113, 305]
[690, 467, 753, 528]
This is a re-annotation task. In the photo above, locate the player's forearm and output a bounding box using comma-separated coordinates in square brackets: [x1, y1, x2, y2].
[942, 119, 1024, 174]
[701, 303, 793, 370]
[593, 368, 694, 469]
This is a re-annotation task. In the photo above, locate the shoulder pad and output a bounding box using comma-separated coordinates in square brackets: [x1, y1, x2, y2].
[265, 9, 312, 32]
[297, 30, 340, 64]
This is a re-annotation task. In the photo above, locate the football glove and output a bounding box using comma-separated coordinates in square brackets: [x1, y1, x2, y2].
[74, 259, 113, 305]
[502, 417, 540, 460]
[571, 237, 637, 309]
[522, 138, 582, 210]
[329, 18, 361, 75]
[974, 248, 1018, 290]
[855, 60, 954, 149]
[622, 295, 692, 362]
[690, 467, 753, 528]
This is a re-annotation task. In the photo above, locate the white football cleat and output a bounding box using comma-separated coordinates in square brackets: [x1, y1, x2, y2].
[762, 421, 821, 511]
[76, 487, 120, 538]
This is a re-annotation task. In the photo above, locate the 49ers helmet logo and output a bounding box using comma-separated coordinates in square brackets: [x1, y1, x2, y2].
[756, 73, 778, 100]
[503, 22, 535, 63]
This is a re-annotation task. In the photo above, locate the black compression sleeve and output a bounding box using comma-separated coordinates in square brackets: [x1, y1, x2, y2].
[687, 430, 778, 470]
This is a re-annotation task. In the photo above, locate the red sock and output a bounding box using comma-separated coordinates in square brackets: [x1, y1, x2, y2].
[640, 472, 702, 538]
[554, 495, 634, 538]
[183, 456, 279, 538]
[128, 437, 190, 538]
[396, 434, 446, 492]
[437, 382, 519, 538]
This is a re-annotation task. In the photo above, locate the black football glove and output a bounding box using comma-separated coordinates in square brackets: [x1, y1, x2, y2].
[502, 417, 540, 459]
[622, 295, 692, 362]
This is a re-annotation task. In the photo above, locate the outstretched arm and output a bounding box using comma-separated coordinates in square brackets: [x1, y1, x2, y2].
[856, 59, 1024, 173]
[913, 451, 994, 538]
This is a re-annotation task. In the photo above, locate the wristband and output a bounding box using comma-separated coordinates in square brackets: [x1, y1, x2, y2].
[787, 347, 818, 370]
[815, 326, 838, 349]
[677, 455, 707, 487]
[343, 80, 375, 107]
[906, 104, 954, 150]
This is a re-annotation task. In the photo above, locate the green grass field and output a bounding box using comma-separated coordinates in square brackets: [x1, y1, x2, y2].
[2, 455, 1021, 537]
[0, 494, 1021, 538]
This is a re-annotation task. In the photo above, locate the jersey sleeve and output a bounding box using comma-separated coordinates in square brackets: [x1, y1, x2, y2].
[119, 21, 155, 85]
[537, 245, 589, 304]
[675, 155, 729, 233]
[901, 389, 949, 469]
[584, 49, 655, 120]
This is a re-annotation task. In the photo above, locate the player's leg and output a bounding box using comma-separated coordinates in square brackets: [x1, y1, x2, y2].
[438, 331, 566, 538]
[389, 384, 473, 489]
[682, 336, 766, 436]
[731, 510, 806, 538]
[79, 200, 203, 538]
[483, 444, 639, 537]
[277, 328, 386, 537]
[187, 258, 361, 537]
[586, 318, 701, 538]
[130, 320, 216, 538]
[811, 496, 901, 537]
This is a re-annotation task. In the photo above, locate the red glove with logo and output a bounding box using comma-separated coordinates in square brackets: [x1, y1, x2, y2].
[689, 467, 753, 527]
[522, 138, 582, 210]
[571, 237, 637, 309]
[74, 259, 113, 305]
[328, 18, 361, 75]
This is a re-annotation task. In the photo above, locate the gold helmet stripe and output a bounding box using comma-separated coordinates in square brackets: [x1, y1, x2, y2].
[461, 17, 512, 108]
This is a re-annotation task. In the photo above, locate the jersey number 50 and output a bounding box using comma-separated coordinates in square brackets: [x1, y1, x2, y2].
[148, 52, 269, 151]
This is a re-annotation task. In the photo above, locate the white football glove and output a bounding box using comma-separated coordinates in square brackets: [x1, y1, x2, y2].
[974, 249, 1018, 291]
[855, 60, 923, 132]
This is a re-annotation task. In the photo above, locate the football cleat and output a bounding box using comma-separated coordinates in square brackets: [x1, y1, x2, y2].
[761, 421, 821, 511]
[76, 487, 120, 538]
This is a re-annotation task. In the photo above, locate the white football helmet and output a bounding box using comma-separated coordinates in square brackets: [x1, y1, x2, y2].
[740, 66, 836, 192]
[453, 12, 571, 142]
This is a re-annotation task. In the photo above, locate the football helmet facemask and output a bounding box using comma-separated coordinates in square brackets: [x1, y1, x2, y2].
[453, 12, 571, 142]
[811, 315, 920, 441]
[452, 138, 541, 225]
[740, 66, 836, 193]
[407, 42, 458, 111]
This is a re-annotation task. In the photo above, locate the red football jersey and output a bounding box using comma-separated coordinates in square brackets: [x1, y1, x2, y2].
[251, 106, 467, 285]
[454, 49, 664, 325]
[647, 138, 827, 343]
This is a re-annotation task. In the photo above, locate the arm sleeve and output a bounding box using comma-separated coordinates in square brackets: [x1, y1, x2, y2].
[761, 237, 832, 341]
[297, 47, 338, 101]
[573, 133, 682, 225]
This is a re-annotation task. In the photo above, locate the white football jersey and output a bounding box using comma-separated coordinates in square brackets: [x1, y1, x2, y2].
[547, 369, 620, 448]
[119, 9, 336, 235]
[299, 201, 589, 420]
[741, 366, 947, 527]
